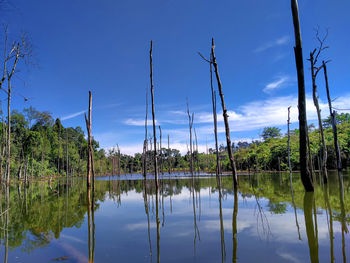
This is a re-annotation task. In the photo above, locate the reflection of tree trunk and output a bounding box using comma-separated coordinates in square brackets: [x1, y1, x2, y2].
[192, 180, 200, 255]
[87, 187, 92, 262]
[155, 188, 160, 263]
[232, 188, 238, 263]
[218, 187, 226, 263]
[288, 106, 301, 240]
[143, 180, 153, 263]
[303, 192, 319, 263]
[323, 184, 334, 262]
[338, 171, 348, 263]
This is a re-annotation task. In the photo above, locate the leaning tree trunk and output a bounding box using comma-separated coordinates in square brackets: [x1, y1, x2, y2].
[323, 61, 342, 171]
[310, 52, 328, 184]
[291, 0, 313, 191]
[149, 40, 159, 189]
[211, 38, 237, 188]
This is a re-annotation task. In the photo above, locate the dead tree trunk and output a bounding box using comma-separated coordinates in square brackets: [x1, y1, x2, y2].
[186, 101, 194, 176]
[85, 91, 92, 189]
[66, 129, 69, 178]
[309, 51, 327, 183]
[194, 128, 200, 175]
[57, 123, 61, 176]
[291, 0, 313, 191]
[323, 61, 342, 171]
[211, 38, 237, 188]
[150, 40, 158, 188]
[159, 126, 163, 175]
[143, 84, 148, 178]
[287, 106, 293, 183]
[167, 135, 171, 174]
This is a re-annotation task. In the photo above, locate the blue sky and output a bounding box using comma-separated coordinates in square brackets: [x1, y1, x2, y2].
[1, 0, 350, 154]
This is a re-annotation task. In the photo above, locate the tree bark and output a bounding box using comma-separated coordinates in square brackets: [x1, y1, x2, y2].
[291, 0, 313, 191]
[323, 61, 342, 171]
[186, 101, 194, 176]
[310, 52, 327, 183]
[211, 38, 237, 188]
[150, 40, 159, 188]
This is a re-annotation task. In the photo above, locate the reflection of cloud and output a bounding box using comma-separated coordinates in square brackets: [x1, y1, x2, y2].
[60, 234, 86, 244]
[126, 222, 156, 231]
[276, 249, 302, 263]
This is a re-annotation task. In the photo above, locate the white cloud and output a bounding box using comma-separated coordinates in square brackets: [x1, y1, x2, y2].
[61, 110, 86, 121]
[263, 76, 291, 93]
[254, 36, 289, 53]
[124, 118, 159, 126]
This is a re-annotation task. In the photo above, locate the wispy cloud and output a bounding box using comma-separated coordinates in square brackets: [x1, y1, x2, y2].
[254, 36, 289, 53]
[124, 118, 159, 126]
[61, 110, 86, 121]
[263, 75, 291, 93]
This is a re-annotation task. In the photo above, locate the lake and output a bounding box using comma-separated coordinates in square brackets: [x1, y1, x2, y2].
[0, 171, 348, 262]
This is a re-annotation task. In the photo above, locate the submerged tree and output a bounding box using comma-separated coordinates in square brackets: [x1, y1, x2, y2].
[211, 38, 238, 188]
[308, 30, 329, 183]
[291, 0, 313, 191]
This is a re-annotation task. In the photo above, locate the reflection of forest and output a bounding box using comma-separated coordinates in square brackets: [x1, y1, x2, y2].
[0, 171, 348, 252]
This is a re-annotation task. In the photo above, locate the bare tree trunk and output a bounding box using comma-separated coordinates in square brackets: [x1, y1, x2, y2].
[167, 135, 171, 174]
[66, 129, 69, 178]
[85, 91, 92, 189]
[57, 123, 60, 176]
[323, 61, 342, 171]
[310, 52, 327, 183]
[143, 83, 148, 178]
[211, 38, 237, 188]
[287, 106, 293, 183]
[194, 128, 200, 175]
[150, 40, 158, 188]
[291, 0, 313, 191]
[186, 101, 194, 176]
[6, 77, 11, 184]
[159, 126, 163, 175]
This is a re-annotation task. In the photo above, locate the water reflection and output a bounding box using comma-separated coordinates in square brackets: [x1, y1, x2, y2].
[0, 172, 348, 262]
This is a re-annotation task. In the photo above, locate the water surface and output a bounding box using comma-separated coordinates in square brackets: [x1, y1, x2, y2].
[0, 171, 349, 262]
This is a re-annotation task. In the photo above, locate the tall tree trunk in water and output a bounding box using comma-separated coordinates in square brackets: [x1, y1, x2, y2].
[150, 40, 159, 189]
[194, 128, 200, 175]
[287, 107, 293, 186]
[66, 129, 69, 178]
[159, 126, 163, 175]
[211, 38, 237, 188]
[85, 91, 92, 189]
[167, 135, 171, 174]
[143, 84, 148, 178]
[323, 61, 342, 171]
[6, 77, 11, 184]
[291, 0, 313, 191]
[310, 51, 327, 183]
[58, 123, 61, 176]
[186, 101, 194, 176]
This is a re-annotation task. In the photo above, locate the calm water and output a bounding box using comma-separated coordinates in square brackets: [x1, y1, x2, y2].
[0, 171, 349, 262]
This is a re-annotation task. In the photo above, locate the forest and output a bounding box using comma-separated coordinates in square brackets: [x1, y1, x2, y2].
[1, 107, 349, 181]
